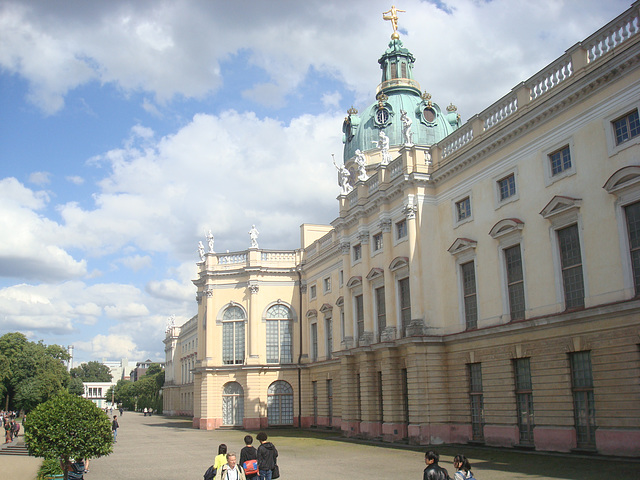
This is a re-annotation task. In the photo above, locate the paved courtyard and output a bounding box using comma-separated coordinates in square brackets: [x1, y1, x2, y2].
[3, 412, 639, 479]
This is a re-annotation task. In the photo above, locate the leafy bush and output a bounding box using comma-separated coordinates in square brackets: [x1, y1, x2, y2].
[37, 457, 63, 480]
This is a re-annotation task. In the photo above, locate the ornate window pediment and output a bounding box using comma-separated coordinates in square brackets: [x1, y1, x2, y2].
[366, 267, 384, 281]
[603, 166, 640, 195]
[540, 195, 581, 220]
[489, 218, 525, 239]
[335, 296, 344, 307]
[319, 303, 333, 313]
[389, 256, 409, 272]
[346, 276, 363, 288]
[447, 238, 477, 256]
[306, 309, 317, 318]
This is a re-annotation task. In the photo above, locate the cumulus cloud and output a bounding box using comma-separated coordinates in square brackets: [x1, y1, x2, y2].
[119, 254, 153, 272]
[66, 175, 85, 185]
[75, 334, 142, 360]
[28, 171, 51, 185]
[0, 0, 628, 116]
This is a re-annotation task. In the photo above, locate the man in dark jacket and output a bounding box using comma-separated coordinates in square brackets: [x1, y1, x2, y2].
[424, 450, 449, 480]
[256, 431, 278, 480]
[239, 435, 258, 479]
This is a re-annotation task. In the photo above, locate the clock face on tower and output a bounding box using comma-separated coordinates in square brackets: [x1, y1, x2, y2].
[376, 108, 390, 125]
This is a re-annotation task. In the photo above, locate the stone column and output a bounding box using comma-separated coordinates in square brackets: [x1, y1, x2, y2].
[340, 241, 354, 349]
[359, 229, 374, 346]
[247, 280, 260, 365]
[380, 217, 397, 341]
[404, 197, 425, 335]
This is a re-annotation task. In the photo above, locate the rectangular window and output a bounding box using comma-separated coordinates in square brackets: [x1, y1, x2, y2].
[323, 276, 331, 293]
[401, 368, 409, 424]
[468, 363, 484, 441]
[339, 270, 344, 287]
[325, 317, 333, 360]
[373, 232, 384, 251]
[266, 320, 292, 364]
[398, 277, 411, 336]
[613, 109, 640, 145]
[327, 379, 333, 426]
[570, 351, 596, 448]
[558, 225, 585, 309]
[312, 381, 318, 426]
[456, 197, 472, 221]
[625, 201, 640, 296]
[514, 358, 534, 445]
[311, 323, 318, 361]
[549, 145, 572, 176]
[498, 173, 516, 201]
[309, 284, 317, 299]
[340, 308, 345, 341]
[378, 371, 384, 422]
[355, 294, 364, 339]
[396, 220, 407, 239]
[353, 244, 362, 261]
[461, 261, 478, 329]
[375, 286, 386, 340]
[356, 373, 362, 421]
[223, 321, 245, 365]
[505, 245, 525, 320]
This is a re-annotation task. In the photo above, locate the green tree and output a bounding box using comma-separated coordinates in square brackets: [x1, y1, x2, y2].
[0, 332, 70, 411]
[67, 377, 85, 396]
[25, 390, 112, 480]
[70, 361, 112, 382]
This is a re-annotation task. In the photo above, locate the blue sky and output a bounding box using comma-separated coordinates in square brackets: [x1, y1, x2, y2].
[0, 0, 630, 365]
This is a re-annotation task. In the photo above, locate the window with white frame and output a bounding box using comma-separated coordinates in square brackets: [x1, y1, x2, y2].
[504, 244, 525, 320]
[355, 294, 364, 340]
[309, 284, 317, 300]
[353, 244, 362, 262]
[454, 195, 473, 226]
[310, 322, 318, 361]
[498, 174, 516, 200]
[550, 145, 572, 176]
[265, 304, 293, 364]
[373, 232, 384, 251]
[624, 201, 640, 296]
[613, 109, 640, 145]
[398, 277, 411, 334]
[395, 220, 407, 240]
[339, 270, 344, 287]
[222, 305, 245, 365]
[375, 286, 386, 340]
[461, 261, 478, 330]
[325, 316, 333, 359]
[557, 224, 585, 309]
[323, 276, 332, 294]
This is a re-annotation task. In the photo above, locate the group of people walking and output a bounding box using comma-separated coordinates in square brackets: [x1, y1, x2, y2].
[424, 451, 476, 480]
[2, 411, 20, 443]
[206, 432, 278, 480]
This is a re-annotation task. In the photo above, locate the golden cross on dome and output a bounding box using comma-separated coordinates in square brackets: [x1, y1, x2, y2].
[382, 5, 406, 39]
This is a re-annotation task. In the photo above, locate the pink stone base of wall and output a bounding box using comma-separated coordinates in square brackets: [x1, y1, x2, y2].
[382, 423, 408, 442]
[300, 416, 313, 428]
[596, 429, 640, 457]
[193, 417, 199, 428]
[484, 425, 518, 447]
[197, 417, 222, 430]
[243, 417, 262, 430]
[408, 423, 463, 445]
[534, 426, 574, 452]
[360, 421, 382, 438]
[341, 420, 361, 436]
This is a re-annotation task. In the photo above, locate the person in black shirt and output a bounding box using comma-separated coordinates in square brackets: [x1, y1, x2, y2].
[423, 450, 449, 480]
[239, 435, 258, 479]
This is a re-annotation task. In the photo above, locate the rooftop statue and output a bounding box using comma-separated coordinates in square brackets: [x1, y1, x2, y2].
[249, 224, 259, 249]
[382, 5, 406, 38]
[206, 230, 215, 253]
[401, 109, 413, 146]
[198, 241, 205, 261]
[355, 149, 369, 181]
[333, 154, 353, 195]
[373, 130, 391, 165]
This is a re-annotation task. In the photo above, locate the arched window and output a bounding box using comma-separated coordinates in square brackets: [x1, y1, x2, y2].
[222, 305, 245, 365]
[267, 381, 294, 426]
[222, 382, 244, 426]
[265, 304, 293, 364]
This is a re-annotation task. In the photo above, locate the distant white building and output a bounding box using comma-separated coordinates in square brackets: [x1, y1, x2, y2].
[82, 381, 115, 409]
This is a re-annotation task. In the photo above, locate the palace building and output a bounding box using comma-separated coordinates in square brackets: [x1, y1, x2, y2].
[163, 3, 640, 457]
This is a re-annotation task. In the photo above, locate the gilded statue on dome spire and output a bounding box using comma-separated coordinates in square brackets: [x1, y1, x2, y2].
[382, 5, 406, 39]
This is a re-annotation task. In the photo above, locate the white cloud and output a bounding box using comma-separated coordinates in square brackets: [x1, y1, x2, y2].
[66, 175, 85, 185]
[119, 254, 152, 272]
[75, 334, 141, 360]
[28, 171, 51, 185]
[322, 91, 342, 109]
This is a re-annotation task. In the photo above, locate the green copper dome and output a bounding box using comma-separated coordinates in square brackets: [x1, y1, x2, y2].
[342, 37, 461, 163]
